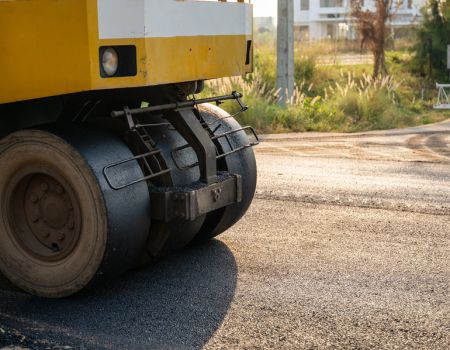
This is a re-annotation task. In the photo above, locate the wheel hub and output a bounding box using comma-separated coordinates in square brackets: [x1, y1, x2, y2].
[11, 173, 81, 260]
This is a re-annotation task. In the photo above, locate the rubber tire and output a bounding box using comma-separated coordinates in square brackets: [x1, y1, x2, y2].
[132, 116, 207, 261]
[194, 104, 257, 241]
[0, 127, 150, 298]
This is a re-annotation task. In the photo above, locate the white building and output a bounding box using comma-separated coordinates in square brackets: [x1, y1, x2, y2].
[294, 0, 426, 41]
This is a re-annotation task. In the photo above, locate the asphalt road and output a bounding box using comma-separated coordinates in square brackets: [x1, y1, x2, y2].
[1, 121, 450, 349]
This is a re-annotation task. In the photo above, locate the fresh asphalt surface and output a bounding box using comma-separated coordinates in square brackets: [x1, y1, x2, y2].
[1, 121, 450, 349]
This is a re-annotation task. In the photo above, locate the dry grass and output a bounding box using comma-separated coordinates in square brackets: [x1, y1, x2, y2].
[201, 42, 449, 134]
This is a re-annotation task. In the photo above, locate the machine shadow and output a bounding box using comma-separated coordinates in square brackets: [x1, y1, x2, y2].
[0, 240, 237, 349]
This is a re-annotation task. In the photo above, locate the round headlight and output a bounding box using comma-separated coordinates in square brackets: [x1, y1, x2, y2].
[102, 48, 119, 77]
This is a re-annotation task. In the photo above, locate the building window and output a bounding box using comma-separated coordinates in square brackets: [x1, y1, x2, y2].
[301, 0, 310, 11]
[320, 0, 344, 7]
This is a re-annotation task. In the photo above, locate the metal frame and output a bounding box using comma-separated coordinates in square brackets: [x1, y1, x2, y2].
[434, 84, 450, 110]
[111, 92, 246, 118]
[103, 150, 170, 190]
[104, 92, 258, 222]
[109, 91, 256, 186]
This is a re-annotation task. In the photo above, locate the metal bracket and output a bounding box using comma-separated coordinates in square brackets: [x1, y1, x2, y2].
[150, 173, 242, 222]
[232, 91, 248, 112]
[111, 92, 246, 118]
[164, 108, 218, 184]
[123, 106, 136, 130]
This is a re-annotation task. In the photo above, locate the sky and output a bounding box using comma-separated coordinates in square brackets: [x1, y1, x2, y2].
[251, 0, 277, 17]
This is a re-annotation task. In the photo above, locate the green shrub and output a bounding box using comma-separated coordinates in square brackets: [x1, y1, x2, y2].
[202, 44, 449, 134]
[294, 57, 316, 88]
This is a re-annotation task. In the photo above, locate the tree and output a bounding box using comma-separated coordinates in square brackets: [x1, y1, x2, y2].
[350, 0, 400, 77]
[413, 0, 450, 80]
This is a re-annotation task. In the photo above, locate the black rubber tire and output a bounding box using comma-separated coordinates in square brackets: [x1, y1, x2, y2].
[0, 127, 150, 298]
[133, 118, 207, 261]
[194, 104, 257, 241]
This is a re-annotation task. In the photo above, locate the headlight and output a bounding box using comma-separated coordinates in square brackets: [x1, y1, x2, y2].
[101, 48, 119, 77]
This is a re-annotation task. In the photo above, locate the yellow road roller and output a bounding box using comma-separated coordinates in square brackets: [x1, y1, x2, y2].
[0, 0, 257, 298]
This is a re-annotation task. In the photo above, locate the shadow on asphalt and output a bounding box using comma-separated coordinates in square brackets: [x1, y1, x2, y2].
[0, 239, 237, 349]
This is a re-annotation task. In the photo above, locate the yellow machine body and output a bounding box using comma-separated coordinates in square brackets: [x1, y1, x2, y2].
[0, 0, 253, 104]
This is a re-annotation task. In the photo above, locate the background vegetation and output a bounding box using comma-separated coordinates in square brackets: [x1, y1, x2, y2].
[202, 11, 450, 134]
[412, 0, 450, 81]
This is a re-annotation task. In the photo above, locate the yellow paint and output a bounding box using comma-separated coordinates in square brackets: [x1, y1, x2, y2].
[0, 0, 92, 104]
[0, 0, 253, 104]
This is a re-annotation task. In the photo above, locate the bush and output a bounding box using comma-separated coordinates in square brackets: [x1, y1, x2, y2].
[294, 57, 316, 88]
[202, 44, 449, 134]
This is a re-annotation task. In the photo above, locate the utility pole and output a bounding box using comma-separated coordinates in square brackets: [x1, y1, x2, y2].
[277, 0, 295, 106]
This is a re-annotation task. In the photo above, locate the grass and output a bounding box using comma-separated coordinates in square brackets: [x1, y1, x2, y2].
[202, 40, 450, 134]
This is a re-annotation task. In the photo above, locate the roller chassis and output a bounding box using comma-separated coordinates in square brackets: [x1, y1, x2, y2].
[0, 0, 256, 298]
[0, 87, 258, 297]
